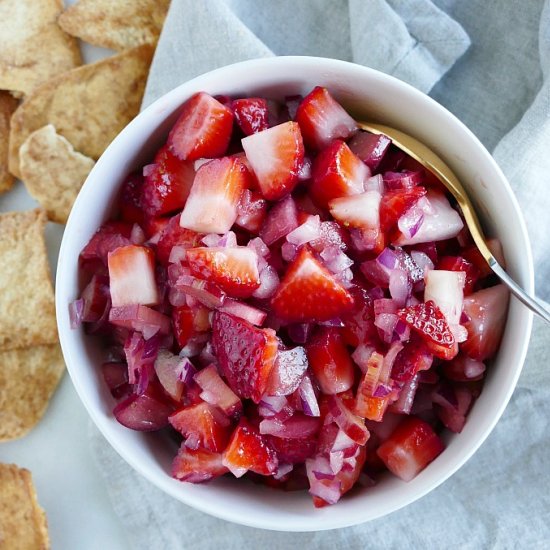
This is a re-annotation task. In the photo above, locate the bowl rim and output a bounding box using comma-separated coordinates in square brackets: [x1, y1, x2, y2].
[56, 55, 534, 531]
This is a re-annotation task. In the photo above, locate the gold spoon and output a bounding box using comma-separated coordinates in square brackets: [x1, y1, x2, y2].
[359, 122, 550, 323]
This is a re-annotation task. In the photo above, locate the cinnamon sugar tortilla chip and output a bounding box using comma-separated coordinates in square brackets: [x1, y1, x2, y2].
[0, 0, 81, 96]
[0, 345, 64, 442]
[0, 210, 57, 350]
[59, 0, 170, 51]
[9, 44, 154, 178]
[0, 92, 19, 194]
[20, 125, 95, 224]
[0, 464, 50, 548]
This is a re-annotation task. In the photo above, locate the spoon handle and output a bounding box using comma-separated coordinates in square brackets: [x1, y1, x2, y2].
[490, 261, 550, 323]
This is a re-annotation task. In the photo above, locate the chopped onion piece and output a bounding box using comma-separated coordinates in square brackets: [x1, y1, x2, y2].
[298, 374, 320, 417]
[286, 215, 321, 246]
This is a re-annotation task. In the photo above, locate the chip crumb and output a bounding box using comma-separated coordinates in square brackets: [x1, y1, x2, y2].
[0, 92, 19, 194]
[9, 44, 155, 179]
[20, 125, 95, 224]
[0, 209, 57, 350]
[59, 0, 170, 51]
[0, 0, 81, 97]
[0, 464, 50, 549]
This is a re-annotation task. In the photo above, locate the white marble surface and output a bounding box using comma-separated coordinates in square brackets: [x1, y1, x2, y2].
[0, 6, 129, 546]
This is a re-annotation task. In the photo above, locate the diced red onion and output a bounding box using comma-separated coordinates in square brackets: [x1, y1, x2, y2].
[259, 414, 321, 439]
[130, 223, 146, 245]
[298, 156, 312, 181]
[329, 451, 345, 475]
[287, 323, 313, 344]
[266, 347, 308, 396]
[252, 265, 279, 299]
[247, 237, 270, 258]
[193, 158, 213, 170]
[281, 241, 298, 262]
[109, 305, 171, 339]
[318, 318, 344, 327]
[377, 247, 400, 270]
[260, 195, 299, 245]
[286, 215, 321, 246]
[298, 374, 320, 417]
[175, 275, 226, 308]
[142, 164, 155, 177]
[201, 233, 222, 247]
[331, 429, 357, 453]
[326, 395, 369, 445]
[380, 342, 404, 385]
[389, 270, 411, 307]
[363, 174, 383, 193]
[373, 383, 393, 398]
[194, 364, 242, 416]
[258, 395, 288, 416]
[124, 331, 160, 393]
[69, 299, 84, 329]
[410, 250, 434, 272]
[218, 299, 266, 326]
[351, 344, 376, 373]
[274, 463, 294, 480]
[168, 245, 187, 264]
[383, 170, 423, 190]
[322, 248, 354, 276]
[178, 333, 209, 357]
[398, 205, 424, 239]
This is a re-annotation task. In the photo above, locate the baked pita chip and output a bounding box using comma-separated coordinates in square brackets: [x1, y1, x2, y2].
[0, 344, 64, 442]
[0, 210, 57, 350]
[0, 464, 50, 549]
[9, 44, 154, 179]
[0, 0, 81, 96]
[0, 92, 19, 194]
[59, 0, 171, 51]
[20, 125, 95, 224]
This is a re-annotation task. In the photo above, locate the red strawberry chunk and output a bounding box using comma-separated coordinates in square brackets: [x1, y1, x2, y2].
[340, 285, 378, 347]
[108, 304, 171, 335]
[156, 213, 202, 266]
[168, 92, 233, 161]
[267, 434, 318, 464]
[169, 402, 231, 452]
[80, 221, 133, 267]
[379, 187, 427, 232]
[172, 305, 201, 348]
[143, 216, 170, 240]
[397, 300, 458, 360]
[259, 195, 299, 245]
[141, 145, 195, 217]
[223, 420, 278, 477]
[235, 189, 268, 234]
[306, 328, 354, 395]
[172, 446, 229, 483]
[108, 245, 159, 307]
[266, 346, 308, 396]
[212, 312, 278, 403]
[232, 98, 269, 135]
[180, 157, 249, 233]
[376, 416, 444, 481]
[354, 392, 391, 422]
[462, 284, 509, 361]
[242, 121, 305, 200]
[391, 338, 433, 382]
[186, 246, 260, 298]
[271, 247, 355, 323]
[119, 172, 146, 224]
[310, 140, 367, 209]
[437, 255, 480, 295]
[295, 86, 358, 150]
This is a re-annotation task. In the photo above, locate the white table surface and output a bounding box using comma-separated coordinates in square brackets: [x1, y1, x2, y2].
[0, 15, 130, 548]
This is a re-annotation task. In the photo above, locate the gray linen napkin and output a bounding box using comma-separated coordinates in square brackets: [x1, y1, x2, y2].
[92, 1, 550, 547]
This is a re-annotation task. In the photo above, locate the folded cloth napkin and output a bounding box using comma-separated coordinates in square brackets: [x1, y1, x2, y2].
[91, 0, 550, 547]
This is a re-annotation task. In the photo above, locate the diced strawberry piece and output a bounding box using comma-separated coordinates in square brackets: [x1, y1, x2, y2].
[172, 305, 198, 348]
[397, 301, 458, 360]
[186, 246, 260, 298]
[101, 362, 131, 399]
[309, 221, 350, 253]
[222, 420, 278, 477]
[212, 312, 278, 403]
[266, 346, 308, 396]
[242, 121, 305, 200]
[326, 395, 369, 445]
[271, 247, 355, 323]
[391, 338, 433, 382]
[108, 245, 159, 307]
[295, 86, 358, 150]
[376, 417, 444, 481]
[441, 354, 486, 382]
[156, 214, 202, 266]
[437, 256, 480, 295]
[267, 434, 318, 464]
[235, 189, 267, 234]
[168, 92, 233, 161]
[194, 364, 242, 417]
[119, 172, 146, 224]
[306, 328, 354, 395]
[348, 131, 392, 171]
[232, 98, 269, 135]
[462, 245, 494, 278]
[80, 274, 110, 323]
[180, 157, 249, 233]
[143, 216, 170, 240]
[80, 221, 133, 267]
[461, 284, 509, 361]
[379, 187, 427, 232]
[172, 446, 229, 483]
[141, 145, 195, 217]
[354, 391, 391, 422]
[340, 285, 378, 347]
[310, 140, 367, 209]
[169, 402, 231, 452]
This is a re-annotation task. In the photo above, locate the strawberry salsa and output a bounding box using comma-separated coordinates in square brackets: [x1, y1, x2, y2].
[70, 87, 510, 507]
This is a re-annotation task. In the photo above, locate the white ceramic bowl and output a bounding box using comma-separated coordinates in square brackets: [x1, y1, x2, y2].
[56, 56, 534, 531]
